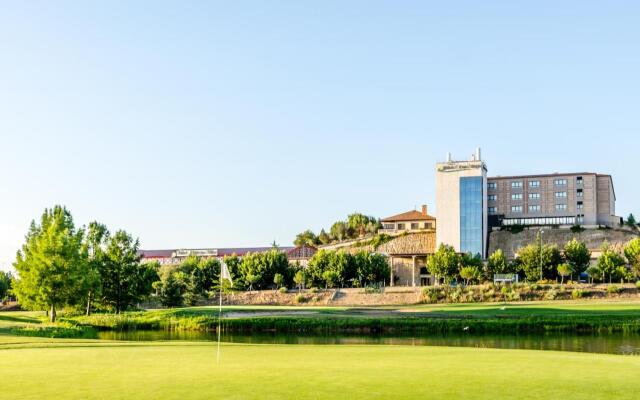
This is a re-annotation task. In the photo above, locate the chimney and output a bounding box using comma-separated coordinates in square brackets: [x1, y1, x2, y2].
[421, 204, 427, 216]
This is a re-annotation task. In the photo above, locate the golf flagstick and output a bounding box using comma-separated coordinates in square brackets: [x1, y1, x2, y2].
[217, 260, 232, 365]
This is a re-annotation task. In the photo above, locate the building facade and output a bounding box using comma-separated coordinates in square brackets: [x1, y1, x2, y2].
[379, 205, 436, 234]
[435, 149, 488, 258]
[487, 173, 617, 228]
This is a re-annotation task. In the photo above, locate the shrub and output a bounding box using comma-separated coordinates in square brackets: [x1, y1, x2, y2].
[571, 289, 584, 299]
[422, 287, 441, 303]
[278, 287, 288, 294]
[570, 225, 585, 233]
[544, 289, 558, 300]
[294, 294, 307, 304]
[636, 281, 640, 289]
[607, 285, 622, 294]
[310, 287, 319, 293]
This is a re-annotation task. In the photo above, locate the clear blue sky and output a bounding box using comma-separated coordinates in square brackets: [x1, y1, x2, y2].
[1, 1, 639, 270]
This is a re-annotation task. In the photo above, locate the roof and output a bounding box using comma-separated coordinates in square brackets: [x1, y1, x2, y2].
[381, 210, 436, 222]
[488, 172, 600, 180]
[139, 247, 296, 259]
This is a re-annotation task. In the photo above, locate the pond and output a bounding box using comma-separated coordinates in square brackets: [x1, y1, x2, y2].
[97, 330, 640, 356]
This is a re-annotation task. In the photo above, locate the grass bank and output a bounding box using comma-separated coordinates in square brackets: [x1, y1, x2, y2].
[0, 338, 639, 400]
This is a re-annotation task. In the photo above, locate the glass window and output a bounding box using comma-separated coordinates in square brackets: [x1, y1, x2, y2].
[577, 189, 583, 197]
[488, 207, 497, 214]
[528, 205, 541, 212]
[511, 205, 523, 213]
[488, 182, 497, 190]
[576, 176, 583, 185]
[554, 192, 567, 198]
[555, 204, 567, 211]
[511, 193, 523, 200]
[397, 223, 405, 230]
[511, 181, 523, 188]
[577, 202, 584, 210]
[529, 180, 540, 188]
[488, 194, 497, 201]
[554, 179, 568, 186]
[383, 223, 394, 229]
[528, 193, 540, 200]
[410, 223, 419, 230]
[459, 177, 483, 256]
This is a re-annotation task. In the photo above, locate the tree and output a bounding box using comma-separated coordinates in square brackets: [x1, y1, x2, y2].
[0, 271, 12, 301]
[347, 213, 377, 237]
[597, 242, 626, 283]
[624, 238, 640, 279]
[245, 273, 259, 292]
[100, 230, 157, 313]
[459, 266, 481, 285]
[293, 270, 306, 292]
[486, 249, 508, 279]
[83, 221, 109, 315]
[627, 213, 637, 228]
[563, 239, 591, 280]
[158, 270, 185, 307]
[318, 229, 331, 245]
[12, 206, 89, 322]
[294, 230, 319, 247]
[330, 221, 348, 242]
[322, 270, 340, 288]
[586, 265, 601, 284]
[426, 244, 459, 285]
[557, 264, 573, 284]
[274, 273, 285, 289]
[516, 236, 562, 282]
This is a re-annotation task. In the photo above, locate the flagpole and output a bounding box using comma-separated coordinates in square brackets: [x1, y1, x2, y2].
[216, 278, 222, 365]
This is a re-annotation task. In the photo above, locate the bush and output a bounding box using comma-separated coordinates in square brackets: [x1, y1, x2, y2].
[544, 289, 558, 300]
[636, 281, 640, 289]
[294, 294, 307, 304]
[571, 289, 584, 299]
[570, 225, 585, 233]
[422, 287, 441, 303]
[309, 287, 319, 293]
[278, 287, 288, 294]
[607, 285, 622, 294]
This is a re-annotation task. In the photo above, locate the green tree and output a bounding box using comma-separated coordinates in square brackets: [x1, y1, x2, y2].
[586, 265, 601, 284]
[12, 206, 89, 322]
[322, 270, 340, 288]
[0, 271, 12, 301]
[563, 239, 591, 280]
[158, 270, 185, 307]
[347, 213, 377, 237]
[597, 242, 626, 283]
[427, 244, 459, 285]
[486, 249, 508, 279]
[245, 273, 260, 291]
[274, 273, 285, 289]
[624, 238, 640, 279]
[100, 230, 157, 313]
[330, 221, 348, 242]
[459, 266, 481, 285]
[557, 263, 573, 284]
[293, 270, 306, 292]
[83, 221, 109, 315]
[627, 213, 637, 227]
[294, 230, 319, 247]
[516, 235, 562, 282]
[318, 229, 331, 245]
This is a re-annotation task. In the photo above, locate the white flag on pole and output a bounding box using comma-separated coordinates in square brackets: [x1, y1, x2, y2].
[220, 261, 233, 286]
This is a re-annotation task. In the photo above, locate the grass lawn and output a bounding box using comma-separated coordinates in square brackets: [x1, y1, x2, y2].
[1, 336, 639, 399]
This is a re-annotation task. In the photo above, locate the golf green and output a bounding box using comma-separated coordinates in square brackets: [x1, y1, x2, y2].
[1, 337, 639, 399]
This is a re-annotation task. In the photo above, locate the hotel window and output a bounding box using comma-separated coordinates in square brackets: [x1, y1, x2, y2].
[576, 176, 583, 185]
[488, 194, 497, 201]
[511, 181, 523, 189]
[555, 204, 567, 211]
[577, 201, 584, 210]
[577, 189, 583, 197]
[488, 182, 497, 190]
[511, 205, 523, 213]
[554, 179, 568, 186]
[488, 207, 497, 214]
[528, 205, 541, 213]
[511, 193, 523, 200]
[529, 193, 540, 200]
[554, 191, 567, 198]
[529, 180, 540, 188]
[383, 223, 394, 229]
[397, 223, 405, 230]
[411, 223, 419, 230]
[425, 222, 433, 229]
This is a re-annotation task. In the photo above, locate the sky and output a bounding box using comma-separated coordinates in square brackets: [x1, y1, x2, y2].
[1, 1, 639, 271]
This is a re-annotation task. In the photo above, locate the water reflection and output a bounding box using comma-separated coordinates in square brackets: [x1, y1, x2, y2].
[97, 330, 640, 356]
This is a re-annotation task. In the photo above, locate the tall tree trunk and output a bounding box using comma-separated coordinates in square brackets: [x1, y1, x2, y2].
[86, 291, 92, 316]
[50, 304, 56, 323]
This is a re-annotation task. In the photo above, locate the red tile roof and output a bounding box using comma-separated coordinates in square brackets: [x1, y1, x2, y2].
[381, 210, 436, 222]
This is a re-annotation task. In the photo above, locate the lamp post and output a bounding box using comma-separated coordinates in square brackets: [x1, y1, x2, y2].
[539, 229, 545, 282]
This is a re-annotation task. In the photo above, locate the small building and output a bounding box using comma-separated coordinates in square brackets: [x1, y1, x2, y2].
[379, 205, 436, 234]
[139, 245, 316, 266]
